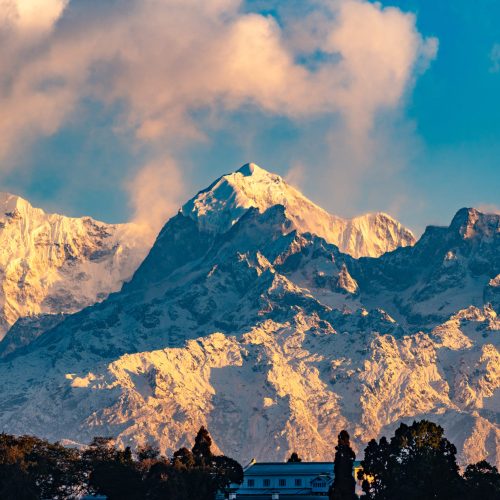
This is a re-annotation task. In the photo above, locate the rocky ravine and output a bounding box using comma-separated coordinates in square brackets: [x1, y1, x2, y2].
[0, 164, 497, 468]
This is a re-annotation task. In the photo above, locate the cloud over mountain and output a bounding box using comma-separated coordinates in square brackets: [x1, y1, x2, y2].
[0, 0, 437, 231]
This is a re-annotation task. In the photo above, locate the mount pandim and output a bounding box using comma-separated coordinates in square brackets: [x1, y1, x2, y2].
[0, 164, 497, 468]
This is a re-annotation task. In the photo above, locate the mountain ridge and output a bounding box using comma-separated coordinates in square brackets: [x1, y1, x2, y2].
[0, 191, 151, 340]
[0, 165, 497, 468]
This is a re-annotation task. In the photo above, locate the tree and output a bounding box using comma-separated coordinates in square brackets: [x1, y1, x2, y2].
[137, 444, 160, 463]
[0, 429, 244, 500]
[0, 463, 38, 500]
[192, 426, 213, 466]
[169, 428, 243, 499]
[84, 437, 143, 500]
[358, 437, 390, 499]
[211, 455, 244, 490]
[330, 430, 356, 500]
[173, 447, 195, 469]
[0, 433, 83, 499]
[288, 452, 302, 463]
[358, 420, 463, 500]
[464, 460, 500, 500]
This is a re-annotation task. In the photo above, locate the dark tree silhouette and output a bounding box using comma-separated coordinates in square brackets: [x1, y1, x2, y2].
[0, 429, 243, 500]
[288, 452, 302, 462]
[83, 439, 143, 500]
[173, 447, 195, 469]
[0, 464, 38, 500]
[329, 430, 356, 500]
[464, 460, 500, 500]
[192, 426, 213, 466]
[137, 443, 160, 462]
[357, 436, 390, 499]
[212, 455, 244, 490]
[0, 433, 83, 499]
[358, 420, 463, 500]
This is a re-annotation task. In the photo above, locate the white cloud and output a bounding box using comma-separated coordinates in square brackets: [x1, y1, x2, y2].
[126, 157, 186, 239]
[285, 162, 306, 190]
[0, 0, 67, 34]
[326, 0, 438, 135]
[0, 0, 438, 227]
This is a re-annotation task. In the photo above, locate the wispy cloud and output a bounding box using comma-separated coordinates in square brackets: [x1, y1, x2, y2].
[0, 0, 438, 230]
[126, 157, 186, 240]
[476, 203, 500, 215]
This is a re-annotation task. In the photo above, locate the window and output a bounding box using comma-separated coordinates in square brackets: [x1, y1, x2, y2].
[279, 479, 286, 487]
[247, 479, 254, 487]
[263, 479, 270, 487]
[295, 478, 302, 486]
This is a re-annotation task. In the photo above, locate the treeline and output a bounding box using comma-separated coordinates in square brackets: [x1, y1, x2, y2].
[1, 420, 499, 499]
[0, 427, 241, 499]
[330, 420, 500, 500]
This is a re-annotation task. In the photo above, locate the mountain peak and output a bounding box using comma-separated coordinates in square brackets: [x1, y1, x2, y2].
[449, 207, 499, 240]
[181, 163, 301, 235]
[237, 162, 268, 177]
[0, 191, 33, 215]
[180, 163, 414, 257]
[450, 207, 479, 228]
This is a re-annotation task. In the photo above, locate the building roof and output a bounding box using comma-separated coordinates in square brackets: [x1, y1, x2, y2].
[244, 462, 334, 476]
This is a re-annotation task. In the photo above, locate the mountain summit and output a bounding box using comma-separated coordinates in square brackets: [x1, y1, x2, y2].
[0, 168, 497, 469]
[181, 163, 415, 258]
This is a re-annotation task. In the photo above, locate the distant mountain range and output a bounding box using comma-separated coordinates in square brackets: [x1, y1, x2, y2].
[0, 164, 497, 468]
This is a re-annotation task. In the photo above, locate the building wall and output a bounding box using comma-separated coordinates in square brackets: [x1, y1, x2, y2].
[235, 462, 335, 495]
[233, 461, 364, 497]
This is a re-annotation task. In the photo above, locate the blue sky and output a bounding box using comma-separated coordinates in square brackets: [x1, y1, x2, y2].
[0, 0, 498, 235]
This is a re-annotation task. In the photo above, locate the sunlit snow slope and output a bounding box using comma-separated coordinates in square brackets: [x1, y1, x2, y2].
[181, 163, 415, 258]
[0, 164, 497, 469]
[0, 192, 150, 340]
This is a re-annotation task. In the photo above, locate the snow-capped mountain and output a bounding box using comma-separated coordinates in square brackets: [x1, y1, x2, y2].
[0, 192, 150, 340]
[181, 163, 415, 258]
[0, 165, 497, 469]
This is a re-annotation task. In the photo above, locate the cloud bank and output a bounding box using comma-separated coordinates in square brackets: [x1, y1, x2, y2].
[0, 0, 438, 231]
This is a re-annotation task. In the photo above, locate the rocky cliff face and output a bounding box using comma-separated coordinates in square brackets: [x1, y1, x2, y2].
[0, 165, 497, 469]
[0, 192, 150, 339]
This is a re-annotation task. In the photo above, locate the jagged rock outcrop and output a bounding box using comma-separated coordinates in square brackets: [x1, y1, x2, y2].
[0, 164, 497, 469]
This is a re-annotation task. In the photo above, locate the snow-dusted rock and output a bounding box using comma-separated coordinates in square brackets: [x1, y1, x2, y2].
[0, 193, 150, 339]
[0, 165, 497, 469]
[181, 163, 415, 258]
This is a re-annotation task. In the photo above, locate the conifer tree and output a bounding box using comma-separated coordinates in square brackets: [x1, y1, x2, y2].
[192, 426, 213, 466]
[288, 452, 302, 462]
[330, 430, 357, 500]
[358, 420, 463, 500]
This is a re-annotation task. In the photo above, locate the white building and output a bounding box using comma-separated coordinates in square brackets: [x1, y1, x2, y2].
[231, 461, 335, 497]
